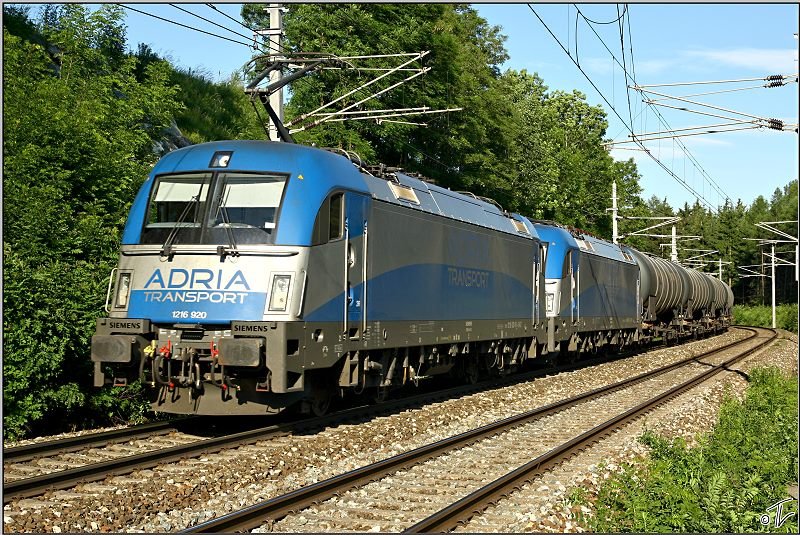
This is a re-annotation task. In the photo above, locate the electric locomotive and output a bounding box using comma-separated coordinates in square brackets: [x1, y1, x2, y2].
[92, 141, 548, 415]
[533, 222, 640, 355]
[92, 140, 733, 417]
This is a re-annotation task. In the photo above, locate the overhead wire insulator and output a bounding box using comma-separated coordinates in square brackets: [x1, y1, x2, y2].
[765, 80, 785, 88]
[767, 118, 784, 130]
[765, 74, 783, 81]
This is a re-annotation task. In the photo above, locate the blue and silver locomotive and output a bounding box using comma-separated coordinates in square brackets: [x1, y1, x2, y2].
[92, 140, 733, 416]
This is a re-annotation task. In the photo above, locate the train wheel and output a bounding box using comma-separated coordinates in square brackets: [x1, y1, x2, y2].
[559, 341, 577, 364]
[374, 386, 390, 404]
[307, 376, 334, 417]
[465, 359, 480, 385]
[310, 389, 332, 417]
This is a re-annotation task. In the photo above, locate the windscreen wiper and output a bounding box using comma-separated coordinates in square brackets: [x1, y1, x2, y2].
[161, 194, 201, 258]
[214, 195, 240, 259]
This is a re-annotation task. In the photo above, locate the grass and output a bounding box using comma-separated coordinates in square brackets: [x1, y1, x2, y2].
[568, 367, 799, 532]
[170, 67, 264, 143]
[733, 304, 798, 333]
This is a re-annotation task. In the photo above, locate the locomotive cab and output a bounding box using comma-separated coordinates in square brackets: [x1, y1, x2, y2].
[91, 141, 362, 415]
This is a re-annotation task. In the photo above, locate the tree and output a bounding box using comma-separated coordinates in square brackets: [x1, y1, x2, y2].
[2, 5, 182, 438]
[242, 3, 511, 192]
[240, 4, 646, 239]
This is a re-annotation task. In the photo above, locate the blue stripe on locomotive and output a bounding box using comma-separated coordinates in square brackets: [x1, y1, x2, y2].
[120, 141, 546, 326]
[127, 289, 268, 324]
[122, 141, 370, 246]
[533, 223, 634, 276]
[533, 224, 577, 278]
[305, 263, 533, 323]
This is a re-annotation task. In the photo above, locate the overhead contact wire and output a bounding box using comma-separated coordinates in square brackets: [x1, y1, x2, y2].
[169, 4, 255, 43]
[636, 74, 798, 88]
[205, 3, 258, 33]
[532, 5, 717, 213]
[119, 4, 254, 49]
[618, 4, 636, 139]
[574, 4, 728, 204]
[581, 3, 627, 25]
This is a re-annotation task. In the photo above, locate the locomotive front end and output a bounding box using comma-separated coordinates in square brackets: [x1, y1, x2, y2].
[91, 141, 334, 415]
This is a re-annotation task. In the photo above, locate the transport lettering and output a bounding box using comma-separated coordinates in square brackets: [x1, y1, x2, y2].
[142, 290, 248, 304]
[447, 267, 489, 289]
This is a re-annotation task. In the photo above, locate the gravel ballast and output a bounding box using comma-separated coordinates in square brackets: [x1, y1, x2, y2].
[5, 328, 791, 533]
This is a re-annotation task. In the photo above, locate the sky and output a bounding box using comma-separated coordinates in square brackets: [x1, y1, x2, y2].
[81, 3, 799, 213]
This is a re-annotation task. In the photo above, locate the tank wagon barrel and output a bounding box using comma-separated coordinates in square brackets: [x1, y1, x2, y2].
[684, 268, 713, 318]
[625, 248, 689, 319]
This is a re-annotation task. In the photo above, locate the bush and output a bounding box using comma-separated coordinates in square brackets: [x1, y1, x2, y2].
[577, 367, 799, 532]
[2, 6, 179, 439]
[733, 304, 799, 333]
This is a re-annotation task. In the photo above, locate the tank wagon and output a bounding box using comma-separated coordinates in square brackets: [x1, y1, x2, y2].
[624, 247, 733, 341]
[92, 141, 732, 416]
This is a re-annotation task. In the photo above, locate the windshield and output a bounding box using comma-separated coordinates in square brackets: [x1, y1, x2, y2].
[140, 172, 287, 246]
[148, 173, 211, 228]
[212, 175, 284, 230]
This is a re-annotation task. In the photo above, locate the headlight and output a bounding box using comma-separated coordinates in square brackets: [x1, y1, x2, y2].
[115, 272, 132, 309]
[546, 293, 554, 313]
[269, 275, 292, 312]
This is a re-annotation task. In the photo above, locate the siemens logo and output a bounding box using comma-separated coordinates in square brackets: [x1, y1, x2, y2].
[233, 324, 272, 332]
[109, 321, 142, 330]
[447, 267, 490, 289]
[144, 269, 251, 290]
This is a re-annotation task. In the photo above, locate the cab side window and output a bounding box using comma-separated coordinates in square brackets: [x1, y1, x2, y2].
[312, 192, 345, 245]
[328, 193, 343, 240]
[562, 250, 573, 278]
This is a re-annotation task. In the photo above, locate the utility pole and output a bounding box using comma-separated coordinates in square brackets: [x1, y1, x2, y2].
[741, 222, 798, 327]
[253, 4, 285, 141]
[771, 242, 776, 328]
[611, 181, 619, 244]
[671, 225, 678, 263]
[267, 4, 284, 142]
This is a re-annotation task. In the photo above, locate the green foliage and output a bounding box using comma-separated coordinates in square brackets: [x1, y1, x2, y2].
[733, 304, 799, 333]
[577, 367, 799, 532]
[88, 380, 151, 426]
[2, 5, 182, 439]
[168, 68, 265, 143]
[240, 3, 642, 237]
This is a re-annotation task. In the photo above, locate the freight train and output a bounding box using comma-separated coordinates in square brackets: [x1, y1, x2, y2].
[91, 141, 733, 416]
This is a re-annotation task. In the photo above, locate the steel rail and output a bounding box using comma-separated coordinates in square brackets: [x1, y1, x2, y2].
[406, 327, 776, 533]
[182, 328, 758, 533]
[3, 418, 196, 463]
[2, 419, 298, 503]
[1, 345, 633, 503]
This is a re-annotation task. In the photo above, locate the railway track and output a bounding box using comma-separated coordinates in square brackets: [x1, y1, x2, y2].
[182, 327, 775, 533]
[3, 418, 195, 464]
[3, 345, 644, 504]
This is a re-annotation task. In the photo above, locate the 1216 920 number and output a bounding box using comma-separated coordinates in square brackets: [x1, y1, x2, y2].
[171, 310, 208, 319]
